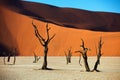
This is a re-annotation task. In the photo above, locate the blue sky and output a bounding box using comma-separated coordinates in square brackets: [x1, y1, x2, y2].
[24, 0, 120, 13]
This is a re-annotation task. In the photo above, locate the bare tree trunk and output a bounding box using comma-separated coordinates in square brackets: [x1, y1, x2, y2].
[92, 53, 102, 72]
[68, 56, 71, 63]
[82, 54, 90, 72]
[13, 53, 16, 65]
[93, 58, 100, 71]
[75, 39, 90, 72]
[65, 56, 71, 64]
[7, 53, 11, 62]
[32, 21, 55, 70]
[92, 37, 103, 72]
[42, 46, 48, 69]
[4, 56, 6, 65]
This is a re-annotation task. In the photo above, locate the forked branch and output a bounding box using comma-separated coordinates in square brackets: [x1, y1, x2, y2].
[75, 39, 90, 72]
[92, 37, 103, 72]
[32, 21, 55, 70]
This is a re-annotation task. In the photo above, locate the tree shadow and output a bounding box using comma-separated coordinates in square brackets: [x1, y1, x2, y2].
[33, 68, 64, 71]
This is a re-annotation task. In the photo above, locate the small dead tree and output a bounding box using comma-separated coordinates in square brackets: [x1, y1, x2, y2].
[4, 48, 16, 65]
[64, 47, 72, 64]
[75, 39, 90, 72]
[13, 49, 16, 65]
[32, 21, 55, 70]
[92, 37, 103, 72]
[33, 52, 40, 63]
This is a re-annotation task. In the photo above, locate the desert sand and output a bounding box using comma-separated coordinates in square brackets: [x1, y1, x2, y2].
[0, 56, 120, 80]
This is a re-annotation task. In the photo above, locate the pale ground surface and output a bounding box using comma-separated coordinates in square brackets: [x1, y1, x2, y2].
[0, 56, 120, 80]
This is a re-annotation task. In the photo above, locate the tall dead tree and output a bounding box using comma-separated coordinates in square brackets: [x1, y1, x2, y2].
[32, 21, 55, 70]
[92, 37, 103, 72]
[75, 39, 90, 72]
[64, 47, 72, 64]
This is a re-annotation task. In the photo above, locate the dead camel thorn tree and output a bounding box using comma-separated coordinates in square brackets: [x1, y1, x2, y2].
[91, 37, 103, 72]
[64, 47, 72, 64]
[75, 39, 90, 72]
[32, 21, 55, 70]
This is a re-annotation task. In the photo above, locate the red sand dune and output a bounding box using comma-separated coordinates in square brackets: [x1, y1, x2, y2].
[1, 0, 120, 32]
[0, 1, 120, 56]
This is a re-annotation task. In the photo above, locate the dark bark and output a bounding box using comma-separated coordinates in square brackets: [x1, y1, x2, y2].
[32, 21, 55, 70]
[7, 53, 11, 62]
[93, 59, 100, 71]
[75, 39, 90, 72]
[42, 47, 48, 69]
[82, 54, 90, 71]
[68, 57, 71, 63]
[92, 37, 103, 72]
[92, 53, 102, 72]
[65, 55, 71, 64]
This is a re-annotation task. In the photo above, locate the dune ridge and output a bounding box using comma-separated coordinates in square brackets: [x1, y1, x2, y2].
[1, 0, 120, 32]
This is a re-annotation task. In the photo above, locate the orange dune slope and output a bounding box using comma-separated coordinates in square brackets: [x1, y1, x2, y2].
[0, 6, 120, 56]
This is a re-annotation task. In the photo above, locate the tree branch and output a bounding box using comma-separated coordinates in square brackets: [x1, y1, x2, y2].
[80, 39, 85, 50]
[48, 34, 56, 43]
[46, 23, 50, 39]
[32, 21, 45, 42]
[75, 50, 83, 55]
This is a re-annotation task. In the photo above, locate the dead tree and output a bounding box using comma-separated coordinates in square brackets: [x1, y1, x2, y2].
[32, 21, 55, 70]
[13, 48, 16, 65]
[4, 48, 16, 65]
[75, 39, 90, 72]
[64, 47, 72, 64]
[33, 52, 40, 63]
[92, 37, 103, 72]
